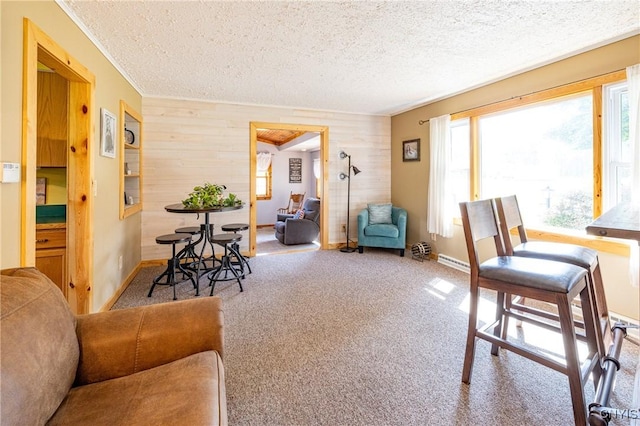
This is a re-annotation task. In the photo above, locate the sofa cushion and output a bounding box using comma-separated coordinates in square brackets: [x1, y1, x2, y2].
[48, 351, 226, 425]
[368, 203, 392, 224]
[1, 268, 79, 426]
[364, 223, 400, 238]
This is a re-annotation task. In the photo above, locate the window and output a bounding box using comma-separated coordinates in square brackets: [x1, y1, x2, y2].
[603, 81, 631, 209]
[479, 93, 593, 231]
[256, 164, 272, 200]
[448, 69, 631, 252]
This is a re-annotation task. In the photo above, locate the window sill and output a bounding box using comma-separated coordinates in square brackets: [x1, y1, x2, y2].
[452, 217, 630, 257]
[522, 228, 630, 257]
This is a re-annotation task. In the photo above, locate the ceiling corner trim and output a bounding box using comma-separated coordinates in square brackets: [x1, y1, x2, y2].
[55, 0, 144, 97]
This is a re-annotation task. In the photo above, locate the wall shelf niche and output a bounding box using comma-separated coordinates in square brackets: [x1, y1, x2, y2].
[119, 101, 143, 219]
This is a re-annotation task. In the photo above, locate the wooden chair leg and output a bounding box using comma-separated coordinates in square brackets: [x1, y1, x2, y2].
[492, 291, 505, 356]
[591, 260, 612, 357]
[556, 294, 587, 426]
[579, 277, 604, 388]
[462, 283, 480, 384]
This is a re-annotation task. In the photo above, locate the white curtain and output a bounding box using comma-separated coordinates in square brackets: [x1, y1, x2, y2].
[313, 158, 321, 179]
[257, 152, 272, 172]
[626, 65, 640, 291]
[627, 64, 640, 204]
[427, 114, 453, 238]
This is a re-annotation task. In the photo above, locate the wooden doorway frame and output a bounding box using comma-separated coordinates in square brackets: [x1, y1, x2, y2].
[249, 122, 329, 257]
[22, 19, 95, 314]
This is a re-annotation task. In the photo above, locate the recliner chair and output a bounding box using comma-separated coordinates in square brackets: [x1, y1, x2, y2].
[274, 198, 320, 245]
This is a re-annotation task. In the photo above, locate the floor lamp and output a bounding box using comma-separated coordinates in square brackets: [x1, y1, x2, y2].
[339, 151, 361, 253]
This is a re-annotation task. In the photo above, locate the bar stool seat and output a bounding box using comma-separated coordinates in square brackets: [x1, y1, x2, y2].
[149, 233, 197, 300]
[460, 199, 602, 426]
[209, 233, 244, 295]
[221, 223, 251, 276]
[175, 226, 202, 234]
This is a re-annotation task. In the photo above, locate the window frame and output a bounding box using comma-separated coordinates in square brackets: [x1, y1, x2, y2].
[453, 69, 629, 256]
[602, 81, 631, 210]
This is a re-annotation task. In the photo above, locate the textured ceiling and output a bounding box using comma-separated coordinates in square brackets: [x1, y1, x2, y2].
[59, 0, 639, 115]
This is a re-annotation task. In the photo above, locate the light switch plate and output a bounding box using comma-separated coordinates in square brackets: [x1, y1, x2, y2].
[1, 162, 21, 183]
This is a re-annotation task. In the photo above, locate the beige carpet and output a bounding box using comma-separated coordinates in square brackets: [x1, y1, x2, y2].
[113, 249, 639, 425]
[256, 226, 319, 256]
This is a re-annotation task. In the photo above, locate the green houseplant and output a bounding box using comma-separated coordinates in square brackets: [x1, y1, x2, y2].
[182, 183, 242, 209]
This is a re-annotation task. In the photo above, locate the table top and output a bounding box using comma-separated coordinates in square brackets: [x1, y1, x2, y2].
[164, 203, 243, 214]
[586, 202, 640, 243]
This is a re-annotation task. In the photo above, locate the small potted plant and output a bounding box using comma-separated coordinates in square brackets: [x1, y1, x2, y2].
[182, 183, 243, 209]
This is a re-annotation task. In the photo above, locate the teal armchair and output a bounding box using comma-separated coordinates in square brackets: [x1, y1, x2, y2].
[357, 205, 407, 256]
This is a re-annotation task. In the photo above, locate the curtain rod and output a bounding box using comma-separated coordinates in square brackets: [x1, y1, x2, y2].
[418, 94, 519, 125]
[417, 68, 627, 125]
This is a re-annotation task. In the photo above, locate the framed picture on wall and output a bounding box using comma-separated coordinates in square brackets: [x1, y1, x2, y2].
[289, 158, 302, 183]
[100, 108, 117, 158]
[36, 177, 47, 205]
[402, 139, 420, 162]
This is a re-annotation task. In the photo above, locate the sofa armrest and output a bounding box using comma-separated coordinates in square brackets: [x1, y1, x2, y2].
[74, 297, 224, 386]
[394, 208, 408, 245]
[276, 213, 295, 222]
[283, 218, 319, 245]
[357, 209, 369, 241]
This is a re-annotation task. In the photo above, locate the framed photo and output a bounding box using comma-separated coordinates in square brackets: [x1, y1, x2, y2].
[36, 177, 47, 205]
[100, 108, 117, 158]
[403, 138, 420, 162]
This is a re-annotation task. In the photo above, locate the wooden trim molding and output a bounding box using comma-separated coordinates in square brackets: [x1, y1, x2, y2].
[249, 122, 329, 257]
[22, 19, 95, 314]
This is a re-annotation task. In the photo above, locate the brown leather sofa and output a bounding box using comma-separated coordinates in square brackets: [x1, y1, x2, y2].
[0, 267, 227, 425]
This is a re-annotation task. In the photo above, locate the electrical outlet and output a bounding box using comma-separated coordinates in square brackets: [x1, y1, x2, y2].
[341, 224, 346, 233]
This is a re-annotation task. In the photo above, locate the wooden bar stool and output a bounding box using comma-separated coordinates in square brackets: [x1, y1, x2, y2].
[221, 223, 252, 277]
[494, 195, 611, 360]
[460, 199, 602, 426]
[208, 233, 244, 295]
[149, 233, 197, 300]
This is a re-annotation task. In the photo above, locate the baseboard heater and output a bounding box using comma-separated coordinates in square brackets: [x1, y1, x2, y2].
[437, 254, 638, 340]
[437, 254, 470, 274]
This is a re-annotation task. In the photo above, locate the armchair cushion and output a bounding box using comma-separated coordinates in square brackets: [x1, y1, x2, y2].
[293, 209, 305, 219]
[364, 223, 400, 239]
[49, 351, 226, 425]
[368, 203, 392, 224]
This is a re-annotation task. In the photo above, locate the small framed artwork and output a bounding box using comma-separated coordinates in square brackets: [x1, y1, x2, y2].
[402, 138, 420, 162]
[289, 158, 302, 183]
[36, 177, 47, 205]
[100, 108, 117, 158]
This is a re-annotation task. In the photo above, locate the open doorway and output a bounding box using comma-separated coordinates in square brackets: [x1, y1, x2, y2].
[22, 19, 94, 314]
[249, 122, 329, 258]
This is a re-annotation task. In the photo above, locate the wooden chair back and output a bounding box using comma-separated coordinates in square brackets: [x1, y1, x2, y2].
[459, 199, 506, 273]
[494, 195, 528, 255]
[278, 192, 306, 214]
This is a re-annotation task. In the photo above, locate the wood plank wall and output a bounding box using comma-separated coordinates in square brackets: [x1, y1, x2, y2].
[142, 97, 391, 261]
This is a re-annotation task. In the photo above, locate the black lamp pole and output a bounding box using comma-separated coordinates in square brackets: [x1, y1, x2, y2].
[339, 151, 361, 253]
